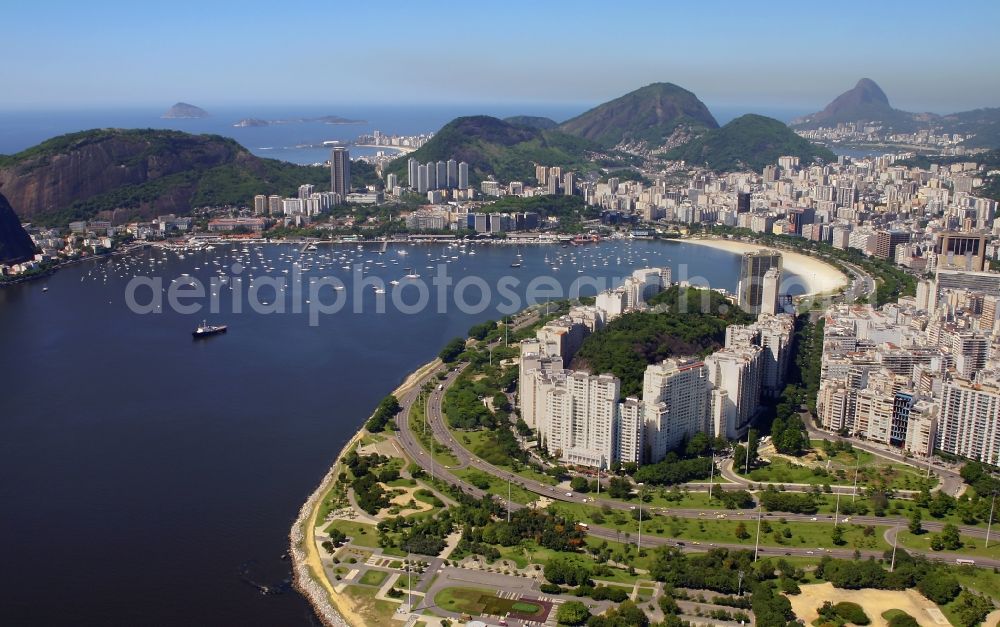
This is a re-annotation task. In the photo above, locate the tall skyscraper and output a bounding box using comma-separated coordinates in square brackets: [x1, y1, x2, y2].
[737, 251, 782, 313]
[737, 191, 751, 213]
[446, 159, 457, 188]
[386, 173, 398, 192]
[642, 359, 710, 462]
[563, 172, 574, 196]
[939, 379, 1000, 464]
[330, 147, 350, 198]
[436, 161, 447, 190]
[458, 162, 469, 189]
[407, 158, 419, 188]
[547, 174, 559, 195]
[760, 267, 781, 316]
[425, 161, 437, 190]
[417, 165, 429, 194]
[535, 165, 548, 185]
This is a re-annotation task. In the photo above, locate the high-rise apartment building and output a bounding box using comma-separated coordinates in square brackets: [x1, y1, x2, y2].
[938, 379, 1000, 464]
[446, 159, 457, 188]
[704, 346, 763, 439]
[642, 359, 710, 462]
[330, 147, 351, 198]
[760, 267, 781, 316]
[408, 158, 419, 188]
[737, 251, 782, 313]
[458, 162, 469, 189]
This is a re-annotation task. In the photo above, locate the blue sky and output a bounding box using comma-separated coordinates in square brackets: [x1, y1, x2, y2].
[3, 0, 998, 113]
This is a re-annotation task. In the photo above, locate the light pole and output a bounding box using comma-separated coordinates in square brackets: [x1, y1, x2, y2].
[708, 448, 715, 501]
[852, 457, 860, 503]
[834, 491, 841, 526]
[753, 504, 763, 563]
[890, 522, 899, 572]
[987, 491, 997, 549]
[737, 570, 745, 597]
[507, 476, 512, 524]
[637, 483, 644, 550]
[744, 428, 753, 475]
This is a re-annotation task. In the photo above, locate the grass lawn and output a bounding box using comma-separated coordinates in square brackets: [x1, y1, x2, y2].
[595, 488, 750, 512]
[894, 530, 1000, 560]
[315, 483, 347, 526]
[358, 569, 389, 587]
[648, 516, 889, 552]
[432, 587, 547, 620]
[952, 565, 1000, 601]
[450, 426, 558, 486]
[342, 584, 400, 624]
[808, 440, 874, 467]
[745, 458, 836, 485]
[409, 401, 461, 467]
[454, 468, 537, 504]
[324, 520, 381, 548]
[744, 457, 936, 491]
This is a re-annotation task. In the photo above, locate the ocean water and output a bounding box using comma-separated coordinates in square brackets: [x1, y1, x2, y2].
[0, 239, 805, 626]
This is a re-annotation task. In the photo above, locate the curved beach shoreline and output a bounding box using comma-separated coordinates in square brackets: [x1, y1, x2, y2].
[289, 358, 441, 627]
[683, 237, 848, 296]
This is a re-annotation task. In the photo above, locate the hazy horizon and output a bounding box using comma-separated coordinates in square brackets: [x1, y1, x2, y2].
[3, 0, 998, 114]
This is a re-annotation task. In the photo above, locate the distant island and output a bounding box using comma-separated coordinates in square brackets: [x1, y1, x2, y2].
[233, 115, 366, 128]
[161, 102, 209, 119]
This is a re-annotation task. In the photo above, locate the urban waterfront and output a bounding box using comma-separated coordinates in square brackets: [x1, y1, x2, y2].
[0, 239, 804, 626]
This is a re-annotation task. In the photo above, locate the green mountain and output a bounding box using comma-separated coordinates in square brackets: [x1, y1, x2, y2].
[503, 115, 559, 130]
[0, 129, 374, 226]
[0, 193, 36, 265]
[665, 114, 836, 172]
[558, 82, 719, 148]
[385, 115, 596, 184]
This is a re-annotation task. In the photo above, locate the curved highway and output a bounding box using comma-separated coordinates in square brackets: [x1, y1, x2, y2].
[386, 327, 1000, 569]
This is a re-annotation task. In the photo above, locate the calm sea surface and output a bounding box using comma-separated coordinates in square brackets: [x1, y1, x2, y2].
[0, 239, 804, 626]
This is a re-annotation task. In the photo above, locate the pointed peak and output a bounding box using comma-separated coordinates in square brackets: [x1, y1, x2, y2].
[853, 78, 889, 105]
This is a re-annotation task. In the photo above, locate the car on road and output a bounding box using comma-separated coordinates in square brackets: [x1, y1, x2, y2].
[810, 517, 817, 521]
[565, 492, 573, 497]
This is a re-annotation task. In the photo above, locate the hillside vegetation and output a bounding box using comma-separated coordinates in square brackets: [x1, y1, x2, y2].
[0, 128, 376, 225]
[665, 114, 836, 172]
[386, 116, 597, 185]
[571, 286, 753, 397]
[559, 82, 719, 148]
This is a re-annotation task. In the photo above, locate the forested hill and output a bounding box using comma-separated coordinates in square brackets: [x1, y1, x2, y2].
[385, 116, 596, 185]
[0, 128, 375, 226]
[571, 286, 753, 397]
[664, 114, 835, 172]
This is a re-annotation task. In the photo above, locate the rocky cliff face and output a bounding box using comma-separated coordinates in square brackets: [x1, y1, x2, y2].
[0, 193, 36, 265]
[0, 129, 249, 222]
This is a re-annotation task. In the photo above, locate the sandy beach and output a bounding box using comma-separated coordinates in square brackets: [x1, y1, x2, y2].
[290, 357, 441, 627]
[683, 237, 848, 296]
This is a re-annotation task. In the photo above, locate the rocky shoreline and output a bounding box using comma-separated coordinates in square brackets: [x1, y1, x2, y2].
[289, 462, 350, 627]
